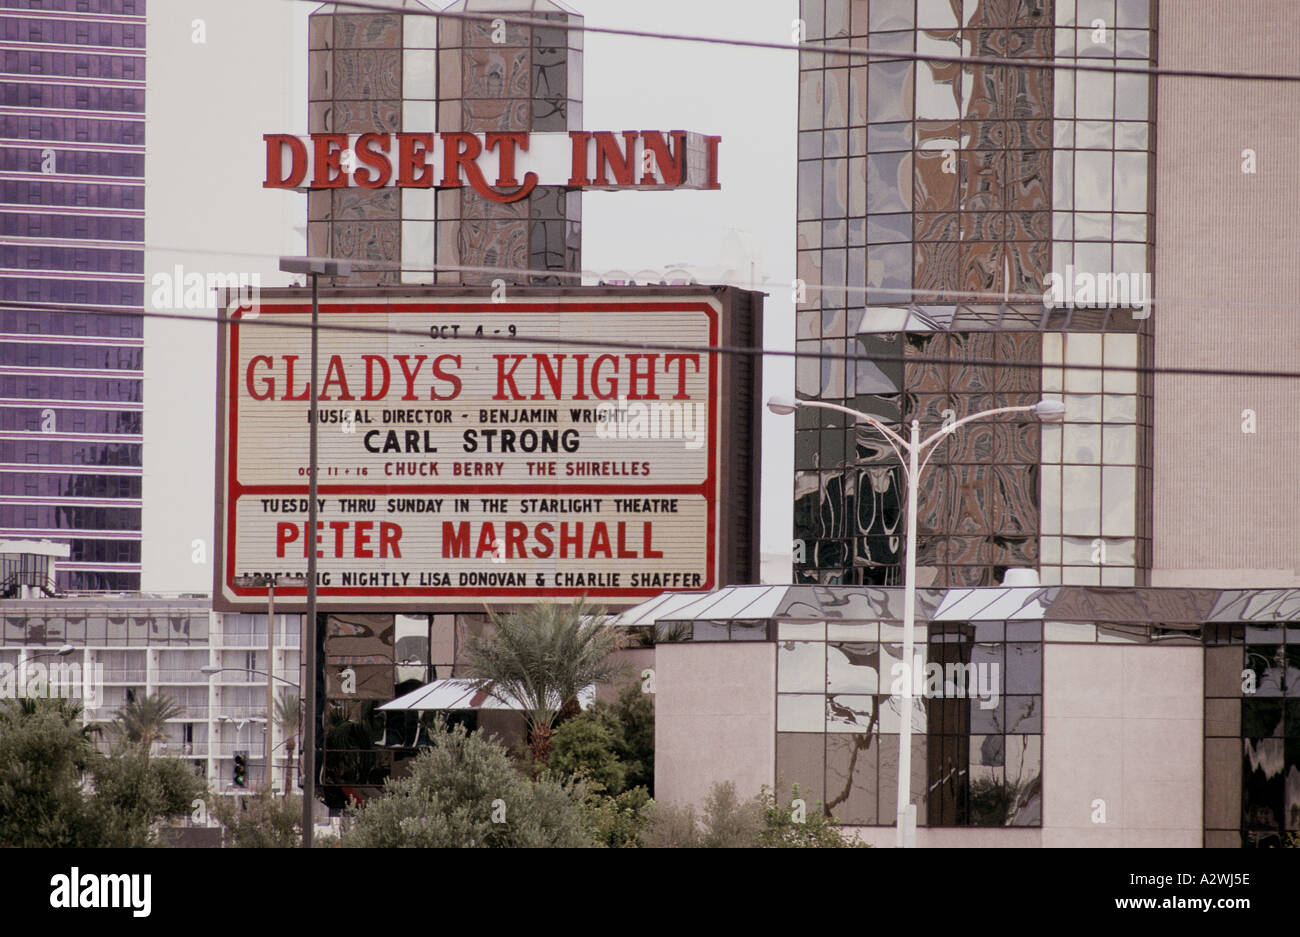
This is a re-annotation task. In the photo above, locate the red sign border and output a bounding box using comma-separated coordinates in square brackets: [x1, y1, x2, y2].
[219, 295, 722, 608]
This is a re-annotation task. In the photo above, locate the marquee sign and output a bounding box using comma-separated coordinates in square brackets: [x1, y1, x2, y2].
[213, 287, 760, 611]
[263, 130, 721, 199]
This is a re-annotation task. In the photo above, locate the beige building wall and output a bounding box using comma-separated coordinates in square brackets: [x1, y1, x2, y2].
[654, 642, 775, 808]
[1042, 644, 1202, 847]
[659, 639, 1202, 845]
[1153, 1, 1300, 586]
[597, 647, 654, 704]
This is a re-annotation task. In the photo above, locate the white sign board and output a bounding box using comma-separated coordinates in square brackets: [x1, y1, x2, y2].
[215, 293, 730, 610]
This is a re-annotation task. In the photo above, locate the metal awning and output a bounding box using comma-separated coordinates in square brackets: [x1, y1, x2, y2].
[379, 678, 595, 712]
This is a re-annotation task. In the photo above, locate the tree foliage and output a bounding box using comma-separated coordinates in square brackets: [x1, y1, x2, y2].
[0, 698, 96, 847]
[340, 722, 592, 848]
[642, 781, 863, 848]
[544, 682, 654, 794]
[112, 691, 181, 751]
[0, 698, 201, 848]
[462, 599, 628, 763]
[84, 747, 204, 848]
[210, 791, 302, 848]
[597, 683, 655, 793]
[549, 715, 627, 795]
[273, 691, 300, 798]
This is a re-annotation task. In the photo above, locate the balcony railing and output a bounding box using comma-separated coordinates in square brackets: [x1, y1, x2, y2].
[155, 742, 209, 756]
[210, 742, 290, 760]
[214, 706, 271, 720]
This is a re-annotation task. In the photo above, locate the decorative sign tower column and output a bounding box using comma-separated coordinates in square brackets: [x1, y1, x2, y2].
[306, 0, 583, 287]
[434, 0, 582, 285]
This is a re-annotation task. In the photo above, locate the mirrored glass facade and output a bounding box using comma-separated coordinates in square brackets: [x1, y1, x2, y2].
[317, 611, 465, 807]
[1203, 593, 1300, 847]
[795, 0, 1154, 590]
[773, 613, 1043, 827]
[0, 0, 146, 592]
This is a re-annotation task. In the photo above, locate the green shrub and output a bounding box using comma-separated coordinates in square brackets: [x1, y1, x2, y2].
[85, 747, 204, 848]
[642, 781, 865, 848]
[582, 786, 652, 847]
[757, 784, 863, 848]
[341, 722, 592, 848]
[550, 713, 627, 795]
[549, 682, 655, 795]
[210, 791, 302, 848]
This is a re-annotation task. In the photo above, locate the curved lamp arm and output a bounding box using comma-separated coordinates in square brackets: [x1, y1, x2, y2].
[201, 666, 300, 690]
[785, 399, 912, 474]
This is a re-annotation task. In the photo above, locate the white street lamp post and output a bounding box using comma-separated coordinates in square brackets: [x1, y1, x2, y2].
[768, 394, 1064, 848]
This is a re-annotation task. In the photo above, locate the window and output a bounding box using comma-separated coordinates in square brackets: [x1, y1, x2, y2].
[771, 614, 1042, 828]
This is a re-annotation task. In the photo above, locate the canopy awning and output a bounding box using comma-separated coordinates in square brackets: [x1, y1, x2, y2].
[379, 678, 596, 713]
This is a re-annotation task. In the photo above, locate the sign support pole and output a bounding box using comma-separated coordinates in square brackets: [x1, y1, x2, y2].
[279, 256, 351, 847]
[303, 271, 319, 848]
[266, 581, 275, 794]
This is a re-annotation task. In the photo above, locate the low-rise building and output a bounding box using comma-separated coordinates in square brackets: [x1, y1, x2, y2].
[0, 592, 300, 796]
[619, 583, 1299, 848]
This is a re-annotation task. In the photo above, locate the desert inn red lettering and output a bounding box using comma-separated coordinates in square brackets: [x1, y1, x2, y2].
[263, 131, 536, 202]
[263, 130, 721, 193]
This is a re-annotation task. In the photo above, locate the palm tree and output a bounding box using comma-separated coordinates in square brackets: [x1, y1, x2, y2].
[273, 691, 300, 800]
[113, 691, 180, 755]
[462, 598, 629, 765]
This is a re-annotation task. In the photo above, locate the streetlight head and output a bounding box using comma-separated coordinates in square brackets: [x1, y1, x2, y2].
[279, 256, 352, 279]
[767, 395, 802, 416]
[1032, 399, 1067, 422]
[57, 644, 75, 657]
[200, 664, 220, 676]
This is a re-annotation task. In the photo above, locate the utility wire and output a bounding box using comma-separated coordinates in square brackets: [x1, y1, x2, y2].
[13, 242, 1283, 315]
[0, 297, 1292, 384]
[290, 0, 1300, 84]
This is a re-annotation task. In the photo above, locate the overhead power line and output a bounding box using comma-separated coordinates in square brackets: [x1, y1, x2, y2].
[0, 297, 1294, 385]
[22, 242, 1279, 316]
[290, 0, 1300, 84]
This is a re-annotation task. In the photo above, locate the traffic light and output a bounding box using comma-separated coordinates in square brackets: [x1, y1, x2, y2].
[233, 751, 247, 788]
